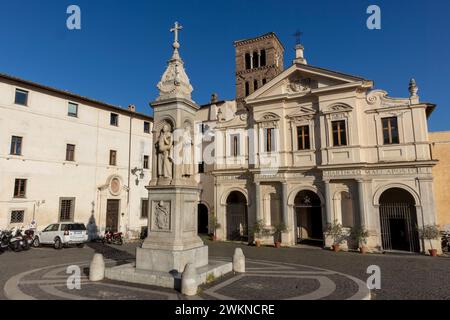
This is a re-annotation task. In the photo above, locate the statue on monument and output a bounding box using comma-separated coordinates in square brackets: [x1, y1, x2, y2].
[181, 124, 194, 177]
[157, 124, 173, 179]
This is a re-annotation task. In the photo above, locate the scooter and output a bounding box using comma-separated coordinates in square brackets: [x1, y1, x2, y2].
[9, 227, 29, 252]
[0, 230, 12, 253]
[102, 230, 123, 245]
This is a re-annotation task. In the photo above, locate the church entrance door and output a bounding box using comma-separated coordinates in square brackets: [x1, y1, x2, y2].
[226, 191, 248, 241]
[294, 190, 323, 246]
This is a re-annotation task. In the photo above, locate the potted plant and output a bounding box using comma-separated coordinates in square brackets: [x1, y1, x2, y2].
[351, 226, 369, 254]
[209, 214, 221, 241]
[326, 220, 345, 252]
[250, 220, 265, 247]
[272, 223, 287, 248]
[418, 224, 440, 257]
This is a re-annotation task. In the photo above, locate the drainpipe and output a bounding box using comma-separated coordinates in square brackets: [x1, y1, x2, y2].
[126, 105, 135, 237]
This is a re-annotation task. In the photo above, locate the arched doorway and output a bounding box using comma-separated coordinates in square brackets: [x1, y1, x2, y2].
[295, 190, 323, 245]
[198, 203, 209, 235]
[379, 188, 420, 253]
[226, 191, 248, 241]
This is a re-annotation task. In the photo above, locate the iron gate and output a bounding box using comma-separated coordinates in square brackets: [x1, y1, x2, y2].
[380, 203, 420, 253]
[227, 203, 248, 241]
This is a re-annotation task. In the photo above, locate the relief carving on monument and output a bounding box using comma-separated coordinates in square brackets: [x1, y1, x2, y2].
[153, 200, 171, 231]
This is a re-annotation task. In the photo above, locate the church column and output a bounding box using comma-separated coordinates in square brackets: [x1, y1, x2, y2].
[357, 179, 367, 227]
[255, 182, 262, 222]
[281, 182, 289, 226]
[324, 180, 333, 224]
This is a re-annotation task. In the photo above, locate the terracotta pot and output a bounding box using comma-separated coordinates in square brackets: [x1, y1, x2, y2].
[429, 249, 438, 257]
[274, 241, 281, 248]
[360, 246, 367, 254]
[332, 244, 340, 252]
[255, 240, 261, 247]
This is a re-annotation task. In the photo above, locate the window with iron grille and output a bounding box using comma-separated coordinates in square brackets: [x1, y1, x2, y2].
[14, 179, 27, 198]
[10, 210, 24, 224]
[141, 199, 149, 218]
[143, 155, 149, 169]
[59, 198, 75, 222]
[109, 150, 117, 166]
[15, 89, 28, 106]
[144, 121, 150, 134]
[110, 113, 119, 126]
[66, 144, 75, 161]
[10, 136, 23, 155]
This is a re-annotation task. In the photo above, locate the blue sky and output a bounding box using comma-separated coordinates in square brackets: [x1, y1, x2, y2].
[0, 0, 449, 131]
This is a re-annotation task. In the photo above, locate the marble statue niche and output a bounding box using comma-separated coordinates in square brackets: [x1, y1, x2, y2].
[157, 124, 173, 179]
[181, 124, 194, 177]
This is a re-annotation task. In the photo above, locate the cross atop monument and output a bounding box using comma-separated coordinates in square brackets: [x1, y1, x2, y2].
[293, 30, 303, 45]
[170, 21, 183, 44]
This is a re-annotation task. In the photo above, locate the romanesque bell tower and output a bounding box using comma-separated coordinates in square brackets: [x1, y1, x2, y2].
[234, 32, 284, 107]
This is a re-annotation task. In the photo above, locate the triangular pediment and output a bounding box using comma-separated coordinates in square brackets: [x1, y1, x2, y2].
[245, 63, 369, 103]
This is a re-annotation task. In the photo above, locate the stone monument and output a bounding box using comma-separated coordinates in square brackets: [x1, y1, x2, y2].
[105, 22, 232, 290]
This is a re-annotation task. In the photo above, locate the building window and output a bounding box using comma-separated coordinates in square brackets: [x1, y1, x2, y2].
[198, 161, 205, 174]
[66, 144, 75, 161]
[260, 50, 266, 67]
[382, 117, 400, 145]
[10, 210, 25, 224]
[245, 82, 250, 97]
[143, 155, 149, 169]
[109, 150, 117, 166]
[10, 136, 23, 155]
[332, 120, 347, 147]
[15, 89, 28, 106]
[59, 198, 75, 222]
[144, 121, 150, 134]
[245, 53, 251, 70]
[110, 113, 119, 126]
[13, 179, 27, 198]
[230, 134, 240, 157]
[141, 199, 149, 218]
[252, 51, 259, 68]
[264, 128, 276, 152]
[254, 80, 258, 92]
[297, 125, 311, 150]
[68, 102, 78, 117]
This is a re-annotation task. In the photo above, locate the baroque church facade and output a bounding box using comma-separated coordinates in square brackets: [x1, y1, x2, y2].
[0, 29, 441, 254]
[195, 32, 439, 253]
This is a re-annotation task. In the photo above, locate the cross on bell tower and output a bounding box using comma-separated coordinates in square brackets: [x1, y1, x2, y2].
[293, 30, 303, 45]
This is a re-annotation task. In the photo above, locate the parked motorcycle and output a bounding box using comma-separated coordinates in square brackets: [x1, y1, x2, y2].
[102, 230, 123, 245]
[0, 230, 12, 253]
[10, 227, 30, 252]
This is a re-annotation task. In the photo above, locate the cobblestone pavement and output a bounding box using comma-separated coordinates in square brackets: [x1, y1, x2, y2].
[1, 240, 449, 300]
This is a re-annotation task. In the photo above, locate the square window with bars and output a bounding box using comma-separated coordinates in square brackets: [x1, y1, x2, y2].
[109, 150, 117, 166]
[10, 210, 25, 224]
[10, 136, 23, 155]
[59, 198, 75, 222]
[13, 179, 27, 198]
[110, 113, 119, 126]
[66, 144, 75, 161]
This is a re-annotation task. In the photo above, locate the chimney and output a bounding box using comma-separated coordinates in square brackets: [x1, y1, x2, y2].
[293, 44, 307, 65]
[128, 104, 136, 112]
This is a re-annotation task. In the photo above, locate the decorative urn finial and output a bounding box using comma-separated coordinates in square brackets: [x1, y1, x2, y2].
[409, 78, 418, 97]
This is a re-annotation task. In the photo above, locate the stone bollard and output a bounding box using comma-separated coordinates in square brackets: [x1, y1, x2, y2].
[233, 248, 245, 273]
[181, 263, 198, 296]
[89, 253, 105, 282]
